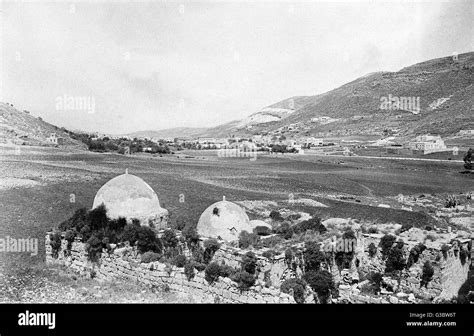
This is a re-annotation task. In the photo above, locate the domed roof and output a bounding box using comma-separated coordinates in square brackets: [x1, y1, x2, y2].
[92, 172, 167, 222]
[196, 197, 252, 241]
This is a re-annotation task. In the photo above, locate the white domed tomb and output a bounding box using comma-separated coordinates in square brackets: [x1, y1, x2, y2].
[92, 171, 169, 229]
[196, 197, 253, 241]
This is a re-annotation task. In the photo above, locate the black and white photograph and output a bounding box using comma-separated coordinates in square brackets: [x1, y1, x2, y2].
[0, 0, 473, 333]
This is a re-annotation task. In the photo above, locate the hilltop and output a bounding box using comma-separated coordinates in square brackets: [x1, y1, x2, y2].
[135, 52, 473, 140]
[0, 102, 86, 148]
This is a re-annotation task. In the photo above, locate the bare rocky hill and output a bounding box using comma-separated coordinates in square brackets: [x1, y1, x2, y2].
[0, 102, 86, 148]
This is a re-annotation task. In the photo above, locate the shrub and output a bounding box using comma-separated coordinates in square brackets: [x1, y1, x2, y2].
[368, 272, 383, 293]
[287, 213, 301, 221]
[85, 235, 103, 262]
[407, 243, 426, 268]
[385, 243, 406, 274]
[141, 251, 161, 263]
[262, 250, 276, 260]
[194, 262, 206, 272]
[254, 226, 272, 236]
[205, 262, 221, 284]
[136, 226, 162, 254]
[49, 232, 62, 258]
[182, 225, 200, 245]
[460, 248, 468, 266]
[368, 227, 378, 234]
[445, 195, 460, 208]
[219, 264, 237, 278]
[441, 244, 450, 259]
[280, 278, 306, 304]
[379, 235, 396, 259]
[59, 208, 88, 232]
[238, 231, 260, 249]
[161, 229, 178, 249]
[203, 238, 221, 264]
[231, 271, 255, 291]
[64, 230, 76, 252]
[171, 254, 187, 267]
[242, 252, 258, 274]
[184, 261, 195, 281]
[275, 222, 290, 235]
[261, 235, 284, 248]
[368, 243, 377, 257]
[303, 241, 326, 272]
[120, 223, 141, 246]
[292, 216, 326, 234]
[304, 270, 335, 304]
[420, 261, 434, 287]
[269, 210, 284, 222]
[87, 204, 108, 232]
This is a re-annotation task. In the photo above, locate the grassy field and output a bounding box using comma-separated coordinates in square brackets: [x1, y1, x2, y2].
[0, 145, 472, 278]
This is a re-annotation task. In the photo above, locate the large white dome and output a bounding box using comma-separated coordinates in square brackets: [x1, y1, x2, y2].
[92, 172, 168, 229]
[196, 198, 253, 241]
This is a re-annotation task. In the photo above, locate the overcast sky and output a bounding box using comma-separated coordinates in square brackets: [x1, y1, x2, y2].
[2, 0, 473, 134]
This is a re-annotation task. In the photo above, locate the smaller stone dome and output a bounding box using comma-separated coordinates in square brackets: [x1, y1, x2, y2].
[196, 197, 253, 241]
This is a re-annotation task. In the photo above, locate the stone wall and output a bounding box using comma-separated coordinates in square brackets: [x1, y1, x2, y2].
[338, 233, 471, 303]
[45, 234, 296, 304]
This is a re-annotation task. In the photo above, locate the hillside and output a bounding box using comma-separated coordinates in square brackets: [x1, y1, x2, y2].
[110, 52, 474, 141]
[0, 102, 86, 148]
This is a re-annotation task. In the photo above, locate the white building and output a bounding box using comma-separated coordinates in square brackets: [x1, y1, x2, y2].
[459, 130, 474, 135]
[407, 135, 447, 154]
[47, 133, 59, 144]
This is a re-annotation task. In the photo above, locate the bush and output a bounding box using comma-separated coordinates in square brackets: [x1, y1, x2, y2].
[120, 223, 141, 246]
[420, 261, 434, 287]
[141, 251, 161, 263]
[242, 252, 257, 274]
[368, 272, 383, 293]
[304, 270, 335, 304]
[292, 216, 326, 235]
[184, 261, 195, 281]
[238, 231, 260, 249]
[280, 278, 306, 304]
[136, 226, 162, 254]
[219, 264, 237, 278]
[262, 250, 276, 260]
[368, 227, 378, 234]
[441, 244, 450, 259]
[385, 243, 406, 274]
[161, 229, 178, 249]
[368, 243, 377, 257]
[88, 204, 108, 232]
[379, 235, 396, 259]
[203, 238, 221, 264]
[231, 271, 255, 291]
[269, 210, 284, 222]
[171, 254, 187, 267]
[194, 262, 206, 272]
[261, 235, 284, 248]
[459, 248, 468, 266]
[64, 230, 76, 251]
[303, 241, 326, 272]
[253, 226, 272, 236]
[85, 235, 103, 262]
[59, 208, 88, 232]
[407, 243, 426, 268]
[49, 232, 62, 258]
[205, 262, 221, 284]
[182, 225, 200, 245]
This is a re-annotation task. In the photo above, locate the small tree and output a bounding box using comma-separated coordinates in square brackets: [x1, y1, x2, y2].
[205, 262, 221, 284]
[280, 278, 307, 304]
[385, 243, 406, 275]
[242, 251, 258, 274]
[379, 234, 396, 259]
[463, 148, 472, 170]
[304, 241, 326, 272]
[420, 261, 434, 288]
[304, 270, 335, 304]
[368, 243, 377, 258]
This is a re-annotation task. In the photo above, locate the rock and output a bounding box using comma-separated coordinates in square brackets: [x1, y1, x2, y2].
[396, 292, 408, 298]
[389, 296, 399, 304]
[408, 293, 416, 302]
